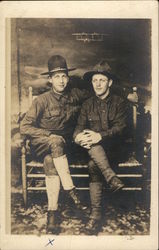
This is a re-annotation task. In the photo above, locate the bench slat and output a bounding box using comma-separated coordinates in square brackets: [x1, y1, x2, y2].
[26, 161, 142, 168]
[27, 173, 142, 178]
[27, 186, 142, 191]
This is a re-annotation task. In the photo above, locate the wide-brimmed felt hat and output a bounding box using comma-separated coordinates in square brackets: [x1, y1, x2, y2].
[83, 60, 116, 82]
[41, 55, 76, 76]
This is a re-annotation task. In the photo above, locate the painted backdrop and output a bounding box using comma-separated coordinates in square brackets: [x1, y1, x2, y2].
[11, 18, 151, 116]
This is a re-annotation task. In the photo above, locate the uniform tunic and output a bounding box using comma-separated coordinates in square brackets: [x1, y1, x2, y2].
[73, 93, 128, 142]
[20, 88, 89, 158]
[73, 93, 129, 182]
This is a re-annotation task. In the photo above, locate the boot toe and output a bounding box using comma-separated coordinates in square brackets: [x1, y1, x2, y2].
[67, 188, 87, 211]
[109, 176, 124, 193]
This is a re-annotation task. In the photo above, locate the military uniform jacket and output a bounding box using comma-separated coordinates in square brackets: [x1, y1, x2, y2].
[20, 88, 90, 139]
[73, 93, 128, 140]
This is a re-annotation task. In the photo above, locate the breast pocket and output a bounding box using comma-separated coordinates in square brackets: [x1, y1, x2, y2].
[88, 114, 100, 131]
[45, 109, 61, 118]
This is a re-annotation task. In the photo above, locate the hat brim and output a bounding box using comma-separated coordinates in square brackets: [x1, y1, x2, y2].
[41, 68, 76, 76]
[83, 70, 115, 82]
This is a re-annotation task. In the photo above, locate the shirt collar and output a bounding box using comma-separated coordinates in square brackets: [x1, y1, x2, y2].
[95, 92, 112, 104]
[50, 89, 69, 100]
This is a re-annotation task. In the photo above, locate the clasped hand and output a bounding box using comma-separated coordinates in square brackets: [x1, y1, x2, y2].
[75, 130, 102, 149]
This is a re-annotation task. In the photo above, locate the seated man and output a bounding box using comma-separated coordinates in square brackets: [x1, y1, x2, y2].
[20, 55, 88, 233]
[73, 62, 129, 235]
[20, 56, 137, 234]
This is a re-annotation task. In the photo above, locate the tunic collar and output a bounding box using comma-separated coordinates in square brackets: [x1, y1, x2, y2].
[50, 89, 69, 100]
[95, 93, 112, 104]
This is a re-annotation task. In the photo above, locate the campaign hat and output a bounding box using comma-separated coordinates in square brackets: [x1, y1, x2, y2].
[41, 55, 76, 76]
[83, 60, 115, 82]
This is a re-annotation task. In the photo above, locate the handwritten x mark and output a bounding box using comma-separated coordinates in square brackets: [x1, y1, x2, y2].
[45, 239, 55, 247]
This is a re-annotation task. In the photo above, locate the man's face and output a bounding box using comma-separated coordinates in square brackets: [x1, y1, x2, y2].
[92, 74, 112, 97]
[50, 71, 69, 93]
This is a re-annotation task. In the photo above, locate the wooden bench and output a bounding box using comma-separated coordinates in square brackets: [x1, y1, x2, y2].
[21, 86, 143, 206]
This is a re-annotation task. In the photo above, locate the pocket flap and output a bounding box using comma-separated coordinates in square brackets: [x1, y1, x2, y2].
[45, 109, 60, 117]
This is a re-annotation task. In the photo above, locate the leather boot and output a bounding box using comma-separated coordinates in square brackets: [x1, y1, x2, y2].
[88, 145, 124, 191]
[47, 210, 60, 234]
[109, 176, 124, 193]
[85, 218, 101, 235]
[66, 188, 87, 210]
[85, 182, 103, 235]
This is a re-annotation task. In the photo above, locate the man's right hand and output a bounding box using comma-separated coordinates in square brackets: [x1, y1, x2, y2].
[74, 131, 91, 149]
[74, 132, 86, 145]
[75, 130, 102, 149]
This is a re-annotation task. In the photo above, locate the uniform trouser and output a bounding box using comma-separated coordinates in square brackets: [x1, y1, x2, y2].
[31, 134, 72, 176]
[88, 144, 116, 183]
[87, 135, 125, 183]
[87, 138, 123, 220]
[31, 134, 68, 160]
[31, 134, 75, 210]
[31, 134, 88, 173]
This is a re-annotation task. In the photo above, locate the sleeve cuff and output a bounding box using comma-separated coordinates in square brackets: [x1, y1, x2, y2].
[100, 130, 113, 139]
[73, 130, 81, 141]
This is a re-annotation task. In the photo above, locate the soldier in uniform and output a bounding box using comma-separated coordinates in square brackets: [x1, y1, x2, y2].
[20, 55, 88, 233]
[20, 55, 137, 234]
[73, 62, 132, 234]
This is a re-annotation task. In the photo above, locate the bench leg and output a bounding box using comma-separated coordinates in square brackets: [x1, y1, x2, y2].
[21, 146, 27, 207]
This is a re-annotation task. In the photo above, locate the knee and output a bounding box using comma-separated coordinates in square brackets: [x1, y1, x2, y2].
[89, 144, 104, 155]
[48, 136, 65, 158]
[88, 144, 108, 162]
[43, 154, 58, 176]
[49, 136, 65, 148]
